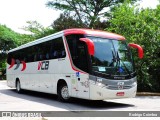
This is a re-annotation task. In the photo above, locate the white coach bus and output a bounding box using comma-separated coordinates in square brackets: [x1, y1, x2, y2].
[7, 28, 143, 102]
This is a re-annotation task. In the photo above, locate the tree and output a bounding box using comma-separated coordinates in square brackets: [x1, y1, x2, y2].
[52, 13, 110, 31]
[52, 13, 86, 31]
[107, 1, 160, 92]
[0, 25, 19, 51]
[22, 21, 56, 40]
[0, 25, 20, 71]
[46, 0, 139, 28]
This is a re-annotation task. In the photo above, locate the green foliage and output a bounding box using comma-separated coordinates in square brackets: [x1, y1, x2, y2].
[107, 2, 160, 92]
[0, 25, 21, 70]
[22, 21, 56, 41]
[17, 34, 34, 45]
[52, 13, 86, 31]
[52, 13, 110, 31]
[0, 25, 18, 50]
[46, 0, 139, 28]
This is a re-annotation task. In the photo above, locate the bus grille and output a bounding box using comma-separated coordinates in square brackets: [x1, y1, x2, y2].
[107, 85, 132, 90]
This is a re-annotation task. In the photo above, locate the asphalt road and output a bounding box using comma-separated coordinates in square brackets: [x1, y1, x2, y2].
[0, 80, 160, 111]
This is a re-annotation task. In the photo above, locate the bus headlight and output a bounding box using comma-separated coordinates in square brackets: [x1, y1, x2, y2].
[132, 82, 137, 87]
[97, 83, 102, 86]
[96, 78, 103, 83]
[97, 83, 106, 88]
[96, 78, 105, 87]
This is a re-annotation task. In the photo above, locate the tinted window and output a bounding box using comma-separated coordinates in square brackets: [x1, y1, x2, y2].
[7, 37, 66, 64]
[66, 35, 89, 72]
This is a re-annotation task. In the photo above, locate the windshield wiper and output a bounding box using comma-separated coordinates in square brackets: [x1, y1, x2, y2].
[116, 51, 131, 77]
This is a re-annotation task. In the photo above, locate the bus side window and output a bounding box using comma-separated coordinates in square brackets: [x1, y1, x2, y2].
[61, 50, 66, 57]
[50, 49, 57, 59]
[49, 37, 66, 59]
[54, 51, 58, 58]
[46, 53, 49, 60]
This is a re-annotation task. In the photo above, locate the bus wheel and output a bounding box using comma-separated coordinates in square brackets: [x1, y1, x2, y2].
[58, 83, 70, 102]
[16, 80, 22, 93]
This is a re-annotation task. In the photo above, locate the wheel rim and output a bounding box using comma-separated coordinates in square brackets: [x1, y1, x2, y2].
[61, 86, 69, 100]
[17, 81, 20, 92]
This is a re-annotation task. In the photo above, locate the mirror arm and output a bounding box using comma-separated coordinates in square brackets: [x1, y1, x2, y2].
[80, 38, 95, 55]
[129, 43, 144, 59]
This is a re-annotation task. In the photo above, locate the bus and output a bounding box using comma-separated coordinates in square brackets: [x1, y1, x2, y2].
[7, 28, 143, 102]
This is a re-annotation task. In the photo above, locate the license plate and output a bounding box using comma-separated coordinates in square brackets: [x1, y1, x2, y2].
[116, 92, 125, 96]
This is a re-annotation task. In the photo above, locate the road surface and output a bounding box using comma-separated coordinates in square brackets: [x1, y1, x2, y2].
[0, 80, 160, 111]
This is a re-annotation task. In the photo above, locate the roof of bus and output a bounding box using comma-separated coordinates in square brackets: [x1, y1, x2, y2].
[8, 28, 125, 53]
[8, 30, 63, 53]
[64, 28, 125, 40]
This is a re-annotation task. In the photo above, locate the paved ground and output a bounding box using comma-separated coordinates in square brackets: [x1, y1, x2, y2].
[0, 80, 160, 111]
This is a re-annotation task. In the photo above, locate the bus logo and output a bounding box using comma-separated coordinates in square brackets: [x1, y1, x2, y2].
[8, 58, 26, 71]
[117, 82, 124, 90]
[38, 61, 49, 70]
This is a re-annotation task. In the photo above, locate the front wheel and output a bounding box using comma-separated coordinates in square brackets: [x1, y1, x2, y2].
[58, 84, 70, 102]
[16, 80, 22, 93]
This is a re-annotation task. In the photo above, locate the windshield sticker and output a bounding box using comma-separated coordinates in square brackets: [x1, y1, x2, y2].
[98, 67, 106, 72]
[119, 67, 124, 73]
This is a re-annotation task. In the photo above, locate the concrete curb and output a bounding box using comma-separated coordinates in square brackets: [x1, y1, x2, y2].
[137, 92, 160, 96]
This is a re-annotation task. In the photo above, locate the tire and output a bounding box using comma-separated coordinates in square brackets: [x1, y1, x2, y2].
[16, 80, 22, 93]
[58, 83, 70, 102]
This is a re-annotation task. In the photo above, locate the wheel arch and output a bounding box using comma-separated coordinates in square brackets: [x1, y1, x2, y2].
[57, 79, 67, 94]
[15, 77, 20, 87]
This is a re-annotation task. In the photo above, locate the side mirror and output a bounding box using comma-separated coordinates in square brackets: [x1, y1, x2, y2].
[79, 38, 95, 55]
[129, 43, 144, 59]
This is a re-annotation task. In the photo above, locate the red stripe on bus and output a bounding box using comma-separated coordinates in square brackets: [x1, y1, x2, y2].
[21, 61, 26, 71]
[8, 58, 15, 69]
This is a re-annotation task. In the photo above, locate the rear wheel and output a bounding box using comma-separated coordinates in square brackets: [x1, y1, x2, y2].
[16, 80, 22, 93]
[58, 83, 70, 102]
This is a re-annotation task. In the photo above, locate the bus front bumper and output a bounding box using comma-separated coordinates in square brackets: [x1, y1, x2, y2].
[89, 83, 137, 100]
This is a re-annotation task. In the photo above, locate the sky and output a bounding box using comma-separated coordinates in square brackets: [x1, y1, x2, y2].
[0, 0, 61, 33]
[0, 0, 159, 34]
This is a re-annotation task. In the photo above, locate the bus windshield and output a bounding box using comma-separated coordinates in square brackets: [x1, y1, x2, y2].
[87, 36, 135, 78]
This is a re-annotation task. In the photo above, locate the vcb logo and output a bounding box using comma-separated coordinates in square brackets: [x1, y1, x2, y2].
[8, 59, 26, 71]
[38, 61, 49, 70]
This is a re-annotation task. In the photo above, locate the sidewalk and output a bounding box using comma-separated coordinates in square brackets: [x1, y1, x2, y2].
[137, 92, 160, 96]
